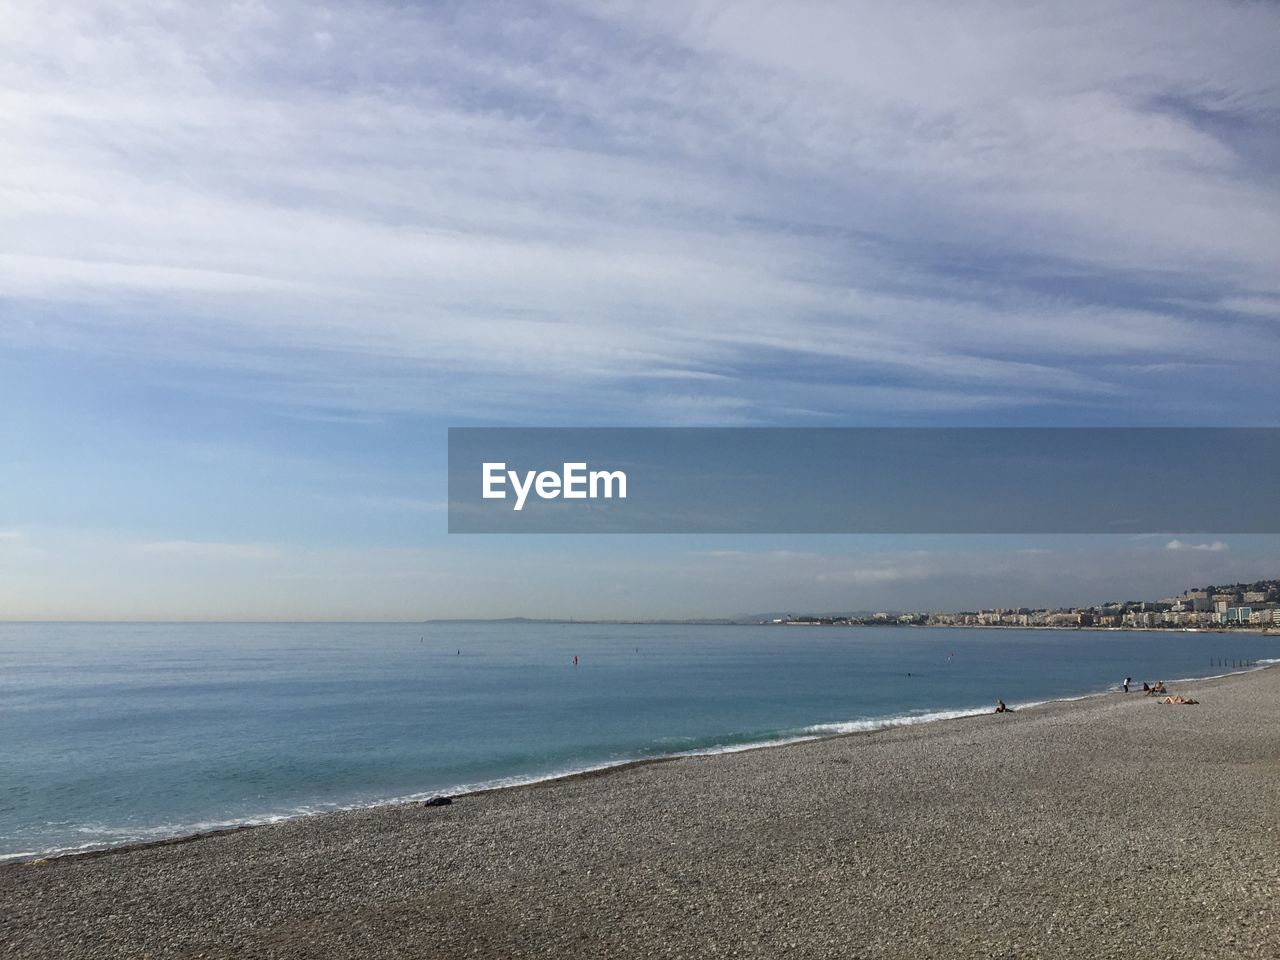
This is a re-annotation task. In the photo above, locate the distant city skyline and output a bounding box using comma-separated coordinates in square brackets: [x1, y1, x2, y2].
[763, 575, 1280, 628]
[3, 1, 1279, 619]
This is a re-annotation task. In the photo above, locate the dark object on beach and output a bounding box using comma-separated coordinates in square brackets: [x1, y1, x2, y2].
[422, 796, 453, 807]
[995, 699, 1011, 714]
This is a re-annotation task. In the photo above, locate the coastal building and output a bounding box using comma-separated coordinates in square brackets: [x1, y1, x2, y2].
[1045, 612, 1082, 626]
[1123, 611, 1158, 628]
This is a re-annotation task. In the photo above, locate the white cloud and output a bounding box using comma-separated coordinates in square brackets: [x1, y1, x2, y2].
[815, 564, 933, 587]
[1165, 540, 1229, 553]
[0, 1, 1277, 422]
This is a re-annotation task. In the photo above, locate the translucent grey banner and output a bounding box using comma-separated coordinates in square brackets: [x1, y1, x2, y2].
[448, 428, 1280, 534]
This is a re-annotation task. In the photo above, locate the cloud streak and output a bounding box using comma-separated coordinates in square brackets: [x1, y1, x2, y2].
[2, 0, 1278, 423]
[1166, 540, 1229, 553]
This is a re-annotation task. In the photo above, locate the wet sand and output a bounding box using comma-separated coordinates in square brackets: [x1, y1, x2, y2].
[4, 667, 1279, 959]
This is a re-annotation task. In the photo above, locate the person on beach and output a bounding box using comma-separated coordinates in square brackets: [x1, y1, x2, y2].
[995, 699, 1009, 713]
[1147, 681, 1167, 696]
[1123, 677, 1131, 693]
[1160, 695, 1199, 705]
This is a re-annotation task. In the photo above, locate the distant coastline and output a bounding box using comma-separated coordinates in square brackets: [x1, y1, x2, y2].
[425, 574, 1280, 633]
[423, 617, 1278, 636]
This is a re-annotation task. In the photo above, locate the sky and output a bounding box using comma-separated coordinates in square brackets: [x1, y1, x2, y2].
[2, 0, 1279, 619]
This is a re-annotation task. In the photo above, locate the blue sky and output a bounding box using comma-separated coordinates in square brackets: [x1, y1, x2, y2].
[2, 0, 1279, 618]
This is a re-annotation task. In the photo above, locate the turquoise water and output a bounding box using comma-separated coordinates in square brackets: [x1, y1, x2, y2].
[1, 622, 1275, 862]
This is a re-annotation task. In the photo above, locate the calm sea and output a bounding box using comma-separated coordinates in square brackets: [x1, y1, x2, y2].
[2, 621, 1276, 862]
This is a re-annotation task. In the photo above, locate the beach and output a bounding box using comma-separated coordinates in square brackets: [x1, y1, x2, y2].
[4, 667, 1279, 959]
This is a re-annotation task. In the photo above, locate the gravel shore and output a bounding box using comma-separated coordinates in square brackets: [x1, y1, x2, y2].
[4, 667, 1279, 959]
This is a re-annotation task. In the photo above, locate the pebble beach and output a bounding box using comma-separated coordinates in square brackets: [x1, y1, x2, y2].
[4, 666, 1278, 959]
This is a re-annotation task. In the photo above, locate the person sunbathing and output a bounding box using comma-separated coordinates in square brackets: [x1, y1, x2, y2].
[1147, 681, 1167, 696]
[1160, 694, 1199, 705]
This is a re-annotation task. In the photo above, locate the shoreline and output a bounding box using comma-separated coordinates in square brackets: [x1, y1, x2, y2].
[7, 664, 1280, 957]
[4, 619, 1277, 635]
[769, 622, 1280, 635]
[6, 660, 1275, 871]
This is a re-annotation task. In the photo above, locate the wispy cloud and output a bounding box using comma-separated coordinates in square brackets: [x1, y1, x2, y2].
[1165, 540, 1229, 553]
[815, 564, 934, 588]
[1, 0, 1277, 423]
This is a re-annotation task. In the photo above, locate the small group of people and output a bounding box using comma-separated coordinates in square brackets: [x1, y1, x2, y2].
[996, 674, 1201, 715]
[1123, 677, 1168, 695]
[1127, 678, 1198, 704]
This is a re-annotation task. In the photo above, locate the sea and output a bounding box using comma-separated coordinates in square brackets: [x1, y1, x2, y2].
[2, 621, 1276, 863]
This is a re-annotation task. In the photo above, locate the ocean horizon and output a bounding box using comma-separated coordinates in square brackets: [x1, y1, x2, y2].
[3, 621, 1277, 863]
